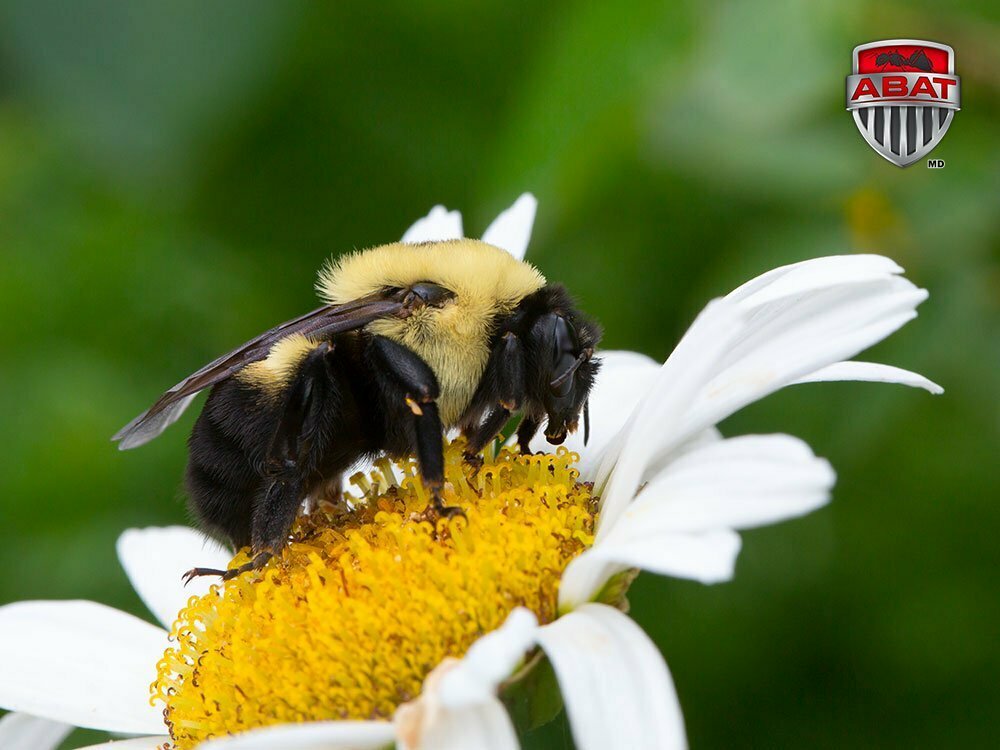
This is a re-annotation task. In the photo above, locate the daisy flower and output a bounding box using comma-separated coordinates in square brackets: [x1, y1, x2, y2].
[0, 195, 941, 750]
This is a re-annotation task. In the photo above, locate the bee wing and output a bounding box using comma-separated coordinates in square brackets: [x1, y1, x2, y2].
[113, 293, 404, 449]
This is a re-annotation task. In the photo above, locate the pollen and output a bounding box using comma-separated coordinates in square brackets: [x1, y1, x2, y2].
[151, 441, 596, 748]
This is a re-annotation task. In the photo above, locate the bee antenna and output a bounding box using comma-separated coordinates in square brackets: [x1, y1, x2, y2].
[549, 349, 593, 390]
[583, 398, 591, 446]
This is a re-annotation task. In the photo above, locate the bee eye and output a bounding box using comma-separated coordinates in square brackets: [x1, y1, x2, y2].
[550, 316, 577, 360]
[410, 282, 454, 307]
[550, 356, 576, 397]
[548, 316, 582, 397]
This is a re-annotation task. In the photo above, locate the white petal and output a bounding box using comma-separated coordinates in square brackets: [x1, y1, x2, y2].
[197, 721, 395, 750]
[630, 434, 835, 533]
[593, 300, 746, 537]
[792, 361, 943, 394]
[400, 697, 519, 750]
[0, 712, 72, 750]
[636, 426, 723, 482]
[598, 257, 930, 502]
[586, 349, 661, 371]
[559, 530, 741, 610]
[723, 276, 925, 368]
[75, 738, 171, 750]
[573, 256, 932, 600]
[680, 279, 927, 441]
[562, 435, 831, 607]
[117, 526, 231, 629]
[725, 254, 903, 307]
[341, 453, 412, 499]
[401, 205, 463, 243]
[529, 350, 660, 479]
[480, 193, 537, 260]
[394, 609, 534, 750]
[438, 608, 538, 709]
[537, 604, 686, 750]
[0, 601, 167, 734]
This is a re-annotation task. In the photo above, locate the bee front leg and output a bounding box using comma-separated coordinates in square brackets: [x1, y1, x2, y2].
[463, 407, 511, 472]
[463, 331, 527, 465]
[516, 414, 541, 455]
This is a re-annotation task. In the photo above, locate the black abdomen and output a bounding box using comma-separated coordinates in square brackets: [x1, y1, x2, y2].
[184, 334, 385, 551]
[185, 380, 277, 549]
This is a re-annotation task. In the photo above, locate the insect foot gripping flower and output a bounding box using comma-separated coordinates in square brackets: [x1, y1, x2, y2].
[0, 196, 941, 750]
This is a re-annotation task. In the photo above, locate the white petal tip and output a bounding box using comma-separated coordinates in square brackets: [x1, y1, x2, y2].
[793, 362, 944, 395]
[537, 604, 688, 750]
[116, 525, 230, 629]
[401, 205, 464, 243]
[438, 607, 539, 709]
[481, 193, 538, 260]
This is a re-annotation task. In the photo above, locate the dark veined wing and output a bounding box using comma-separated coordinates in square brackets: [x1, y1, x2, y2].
[113, 292, 404, 450]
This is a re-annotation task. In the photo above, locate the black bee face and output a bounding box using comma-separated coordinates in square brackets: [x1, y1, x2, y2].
[532, 309, 601, 446]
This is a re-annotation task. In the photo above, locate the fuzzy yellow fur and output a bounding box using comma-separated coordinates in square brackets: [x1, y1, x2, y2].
[238, 333, 318, 394]
[317, 239, 546, 424]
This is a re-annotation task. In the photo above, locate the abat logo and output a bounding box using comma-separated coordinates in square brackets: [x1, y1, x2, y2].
[846, 40, 960, 167]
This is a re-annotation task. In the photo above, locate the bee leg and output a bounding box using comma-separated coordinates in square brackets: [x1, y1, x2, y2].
[516, 414, 541, 455]
[462, 331, 527, 469]
[220, 552, 273, 581]
[182, 551, 275, 585]
[181, 566, 228, 585]
[492, 331, 526, 411]
[252, 469, 308, 557]
[252, 342, 342, 561]
[369, 336, 463, 520]
[413, 400, 464, 520]
[463, 407, 512, 472]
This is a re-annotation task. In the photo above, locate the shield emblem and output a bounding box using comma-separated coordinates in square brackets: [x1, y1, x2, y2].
[846, 40, 960, 167]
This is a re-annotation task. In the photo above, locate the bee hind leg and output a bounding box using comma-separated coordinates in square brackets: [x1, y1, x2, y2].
[181, 551, 274, 586]
[220, 551, 273, 581]
[251, 341, 343, 559]
[181, 566, 227, 585]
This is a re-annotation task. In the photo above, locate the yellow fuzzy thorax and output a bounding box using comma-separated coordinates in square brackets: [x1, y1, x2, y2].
[317, 240, 546, 424]
[151, 441, 596, 749]
[236, 333, 316, 393]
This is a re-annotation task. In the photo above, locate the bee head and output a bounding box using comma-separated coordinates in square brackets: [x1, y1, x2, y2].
[520, 286, 601, 446]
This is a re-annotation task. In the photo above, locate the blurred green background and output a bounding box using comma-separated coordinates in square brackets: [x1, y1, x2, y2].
[0, 1, 997, 748]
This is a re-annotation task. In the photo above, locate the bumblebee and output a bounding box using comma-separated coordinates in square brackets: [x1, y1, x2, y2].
[114, 239, 601, 579]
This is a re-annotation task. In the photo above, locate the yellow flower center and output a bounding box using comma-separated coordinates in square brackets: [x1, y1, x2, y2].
[151, 441, 596, 748]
